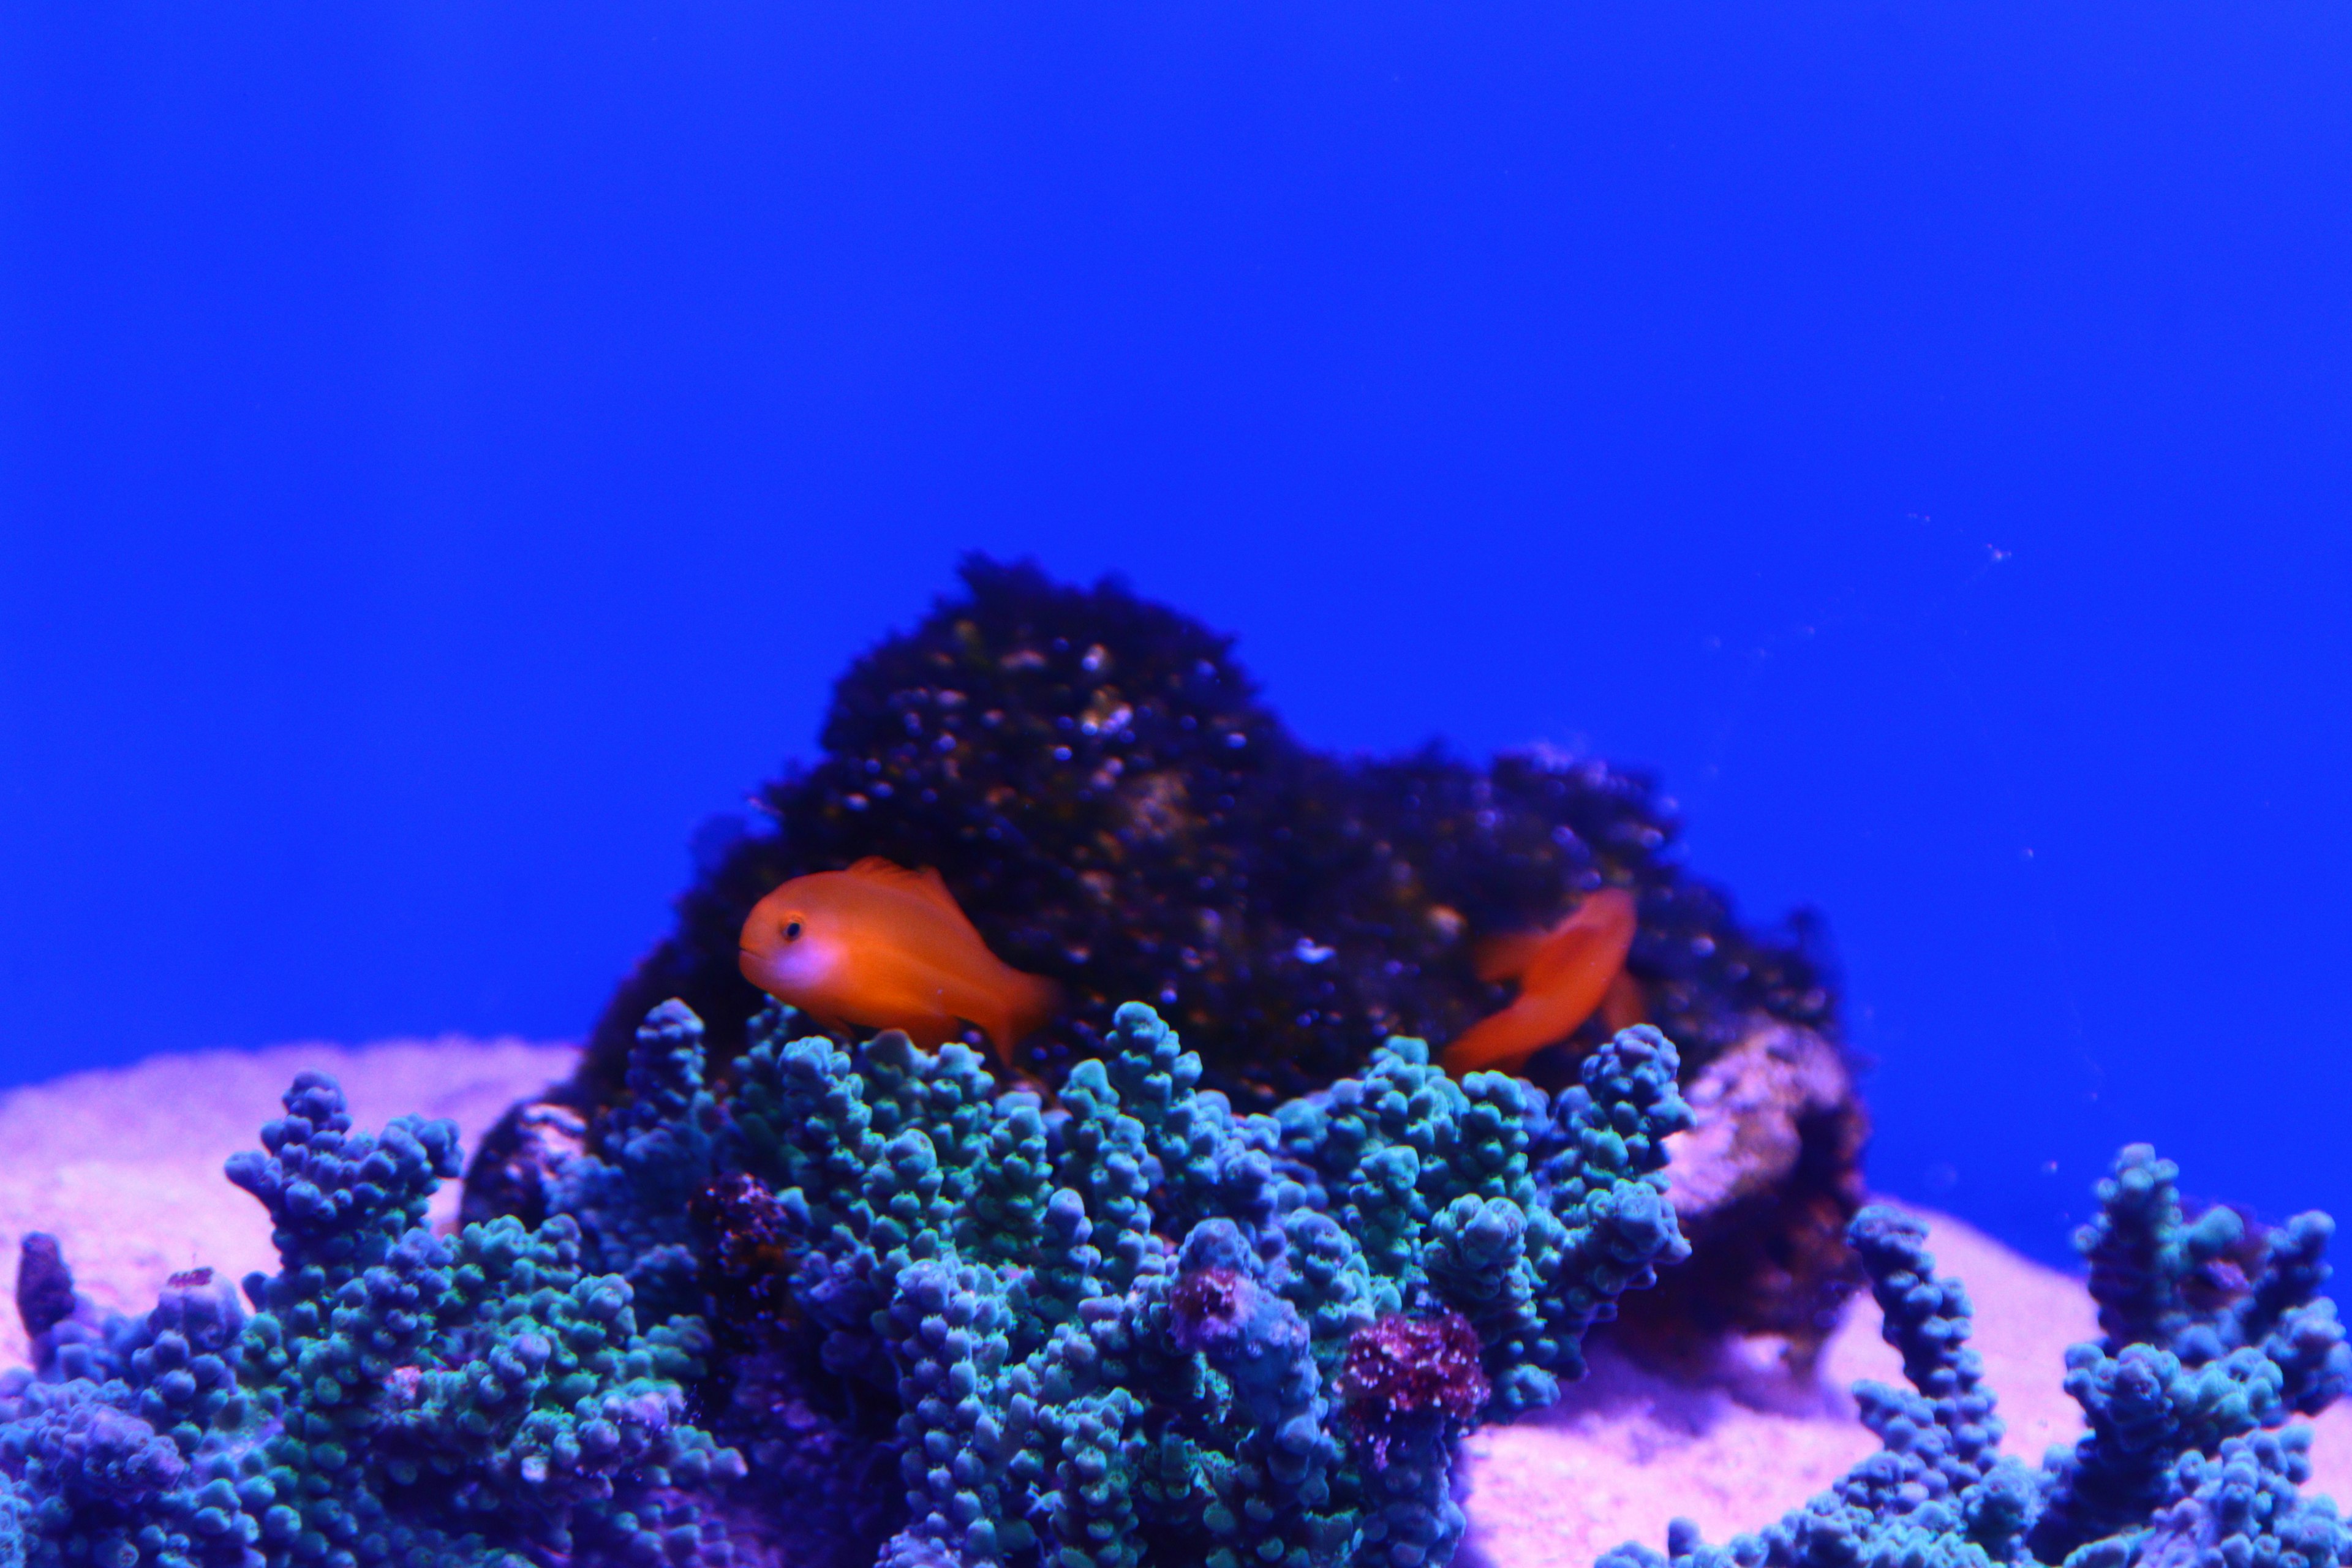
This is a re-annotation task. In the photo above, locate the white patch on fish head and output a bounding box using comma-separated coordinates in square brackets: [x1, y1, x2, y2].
[739, 902, 843, 1000]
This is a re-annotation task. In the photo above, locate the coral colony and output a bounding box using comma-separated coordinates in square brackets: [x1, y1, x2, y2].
[3, 1004, 1692, 1567]
[5, 568, 2348, 1568]
[1603, 1149, 2352, 1568]
[7, 1023, 2348, 1568]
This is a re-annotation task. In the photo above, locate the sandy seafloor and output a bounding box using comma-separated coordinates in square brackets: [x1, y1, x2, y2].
[4, 1041, 2348, 1567]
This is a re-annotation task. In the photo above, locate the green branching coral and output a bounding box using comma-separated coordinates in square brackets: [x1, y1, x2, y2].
[0, 1073, 742, 1568]
[465, 559, 1860, 1362]
[1600, 1147, 2352, 1568]
[1, 997, 1688, 1568]
[551, 997, 1695, 1567]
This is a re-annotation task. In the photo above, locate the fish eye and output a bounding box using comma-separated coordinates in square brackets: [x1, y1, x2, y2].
[784, 920, 803, 941]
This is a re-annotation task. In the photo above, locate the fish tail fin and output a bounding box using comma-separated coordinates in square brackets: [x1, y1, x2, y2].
[1600, 969, 1648, 1033]
[1014, 973, 1064, 1042]
[1522, 888, 1640, 993]
[981, 971, 1065, 1065]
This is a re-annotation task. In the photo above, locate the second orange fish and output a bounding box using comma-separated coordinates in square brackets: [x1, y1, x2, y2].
[1440, 887, 1642, 1076]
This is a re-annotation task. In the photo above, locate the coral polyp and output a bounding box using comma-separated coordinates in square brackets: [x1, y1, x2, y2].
[1335, 1310, 1491, 1468]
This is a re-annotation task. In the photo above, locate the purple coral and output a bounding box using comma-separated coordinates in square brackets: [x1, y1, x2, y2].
[1336, 1308, 1491, 1464]
[1169, 1265, 1259, 1354]
[15, 1233, 78, 1341]
[691, 1172, 797, 1325]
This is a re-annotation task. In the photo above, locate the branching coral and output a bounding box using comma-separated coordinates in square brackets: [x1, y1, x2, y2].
[1598, 1144, 2352, 1568]
[2031, 1146, 2349, 1562]
[0, 1072, 742, 1568]
[538, 997, 1693, 1567]
[0, 993, 1690, 1568]
[12, 1016, 2344, 1568]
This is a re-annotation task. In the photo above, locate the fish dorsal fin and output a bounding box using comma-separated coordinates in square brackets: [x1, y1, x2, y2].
[845, 857, 981, 929]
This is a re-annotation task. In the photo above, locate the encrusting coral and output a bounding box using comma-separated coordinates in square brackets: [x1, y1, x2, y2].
[1, 1000, 1697, 1568]
[1600, 1144, 2352, 1568]
[1624, 1025, 1869, 1370]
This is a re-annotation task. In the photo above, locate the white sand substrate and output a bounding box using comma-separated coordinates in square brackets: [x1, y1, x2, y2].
[0, 1038, 576, 1368]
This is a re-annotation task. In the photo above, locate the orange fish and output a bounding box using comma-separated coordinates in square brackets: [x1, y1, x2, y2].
[739, 858, 1060, 1062]
[1440, 887, 1640, 1076]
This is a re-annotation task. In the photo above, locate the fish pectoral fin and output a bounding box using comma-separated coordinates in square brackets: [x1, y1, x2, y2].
[1600, 970, 1647, 1033]
[1441, 1004, 1545, 1076]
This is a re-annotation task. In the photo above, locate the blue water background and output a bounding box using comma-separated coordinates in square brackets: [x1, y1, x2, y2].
[3, 5, 2346, 1268]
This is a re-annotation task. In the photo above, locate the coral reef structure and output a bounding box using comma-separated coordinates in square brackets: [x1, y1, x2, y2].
[581, 998, 1691, 1567]
[1600, 1144, 2352, 1568]
[1, 999, 1697, 1568]
[581, 557, 1833, 1107]
[1624, 1025, 1869, 1369]
[474, 557, 1856, 1354]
